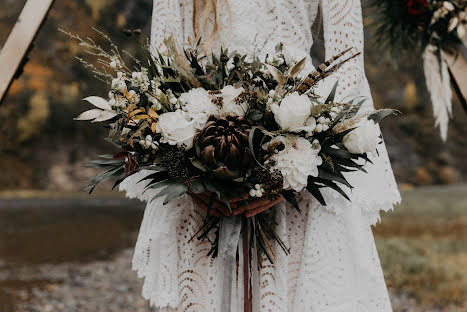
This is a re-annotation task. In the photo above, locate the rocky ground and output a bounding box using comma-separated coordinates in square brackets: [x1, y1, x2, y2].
[0, 248, 460, 312]
[1, 187, 466, 312]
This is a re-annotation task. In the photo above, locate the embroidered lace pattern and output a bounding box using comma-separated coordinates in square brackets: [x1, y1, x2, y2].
[120, 0, 401, 310]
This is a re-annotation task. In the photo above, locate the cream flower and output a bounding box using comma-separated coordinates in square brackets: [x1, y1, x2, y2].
[342, 118, 380, 155]
[271, 92, 312, 132]
[269, 136, 322, 192]
[219, 85, 248, 117]
[156, 110, 197, 149]
[179, 88, 219, 129]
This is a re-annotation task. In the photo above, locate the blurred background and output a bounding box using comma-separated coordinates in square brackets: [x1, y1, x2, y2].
[0, 0, 466, 311]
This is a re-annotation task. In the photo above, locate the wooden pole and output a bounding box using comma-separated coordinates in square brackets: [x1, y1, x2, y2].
[0, 0, 55, 104]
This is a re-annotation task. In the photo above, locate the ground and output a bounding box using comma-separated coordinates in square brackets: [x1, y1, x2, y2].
[0, 185, 466, 311]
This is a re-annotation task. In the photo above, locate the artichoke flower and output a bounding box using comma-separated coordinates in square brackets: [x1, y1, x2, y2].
[196, 114, 254, 179]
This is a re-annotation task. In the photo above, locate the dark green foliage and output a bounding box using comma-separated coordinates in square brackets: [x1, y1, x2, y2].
[366, 0, 466, 63]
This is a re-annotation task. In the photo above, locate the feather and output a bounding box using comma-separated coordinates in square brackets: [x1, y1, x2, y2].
[297, 47, 360, 95]
[423, 45, 452, 141]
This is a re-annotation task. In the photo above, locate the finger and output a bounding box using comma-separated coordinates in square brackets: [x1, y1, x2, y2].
[192, 196, 224, 217]
[234, 198, 270, 214]
[233, 195, 283, 216]
[244, 204, 271, 218]
[228, 193, 249, 203]
[212, 201, 232, 216]
[245, 196, 283, 218]
[191, 196, 208, 212]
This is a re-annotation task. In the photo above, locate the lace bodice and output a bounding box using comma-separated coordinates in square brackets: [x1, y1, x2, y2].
[119, 1, 401, 311]
[151, 0, 367, 103]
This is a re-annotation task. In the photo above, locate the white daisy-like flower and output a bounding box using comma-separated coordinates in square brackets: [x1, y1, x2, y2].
[269, 136, 322, 192]
[179, 88, 219, 129]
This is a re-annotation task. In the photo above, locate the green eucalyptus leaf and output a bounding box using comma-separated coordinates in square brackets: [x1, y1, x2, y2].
[137, 166, 168, 172]
[368, 109, 399, 124]
[318, 168, 352, 188]
[150, 184, 181, 203]
[334, 127, 357, 142]
[247, 109, 264, 121]
[248, 127, 267, 170]
[325, 80, 339, 104]
[112, 173, 127, 190]
[191, 158, 207, 172]
[140, 171, 170, 185]
[306, 182, 327, 206]
[281, 190, 300, 212]
[321, 146, 353, 159]
[189, 180, 206, 194]
[143, 179, 174, 193]
[163, 184, 189, 205]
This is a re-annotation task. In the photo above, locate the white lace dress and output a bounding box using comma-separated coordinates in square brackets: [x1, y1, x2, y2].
[120, 0, 402, 311]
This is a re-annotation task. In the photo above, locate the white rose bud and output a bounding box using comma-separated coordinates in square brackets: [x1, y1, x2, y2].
[271, 92, 312, 132]
[219, 85, 248, 117]
[315, 124, 323, 133]
[343, 118, 380, 155]
[156, 110, 197, 149]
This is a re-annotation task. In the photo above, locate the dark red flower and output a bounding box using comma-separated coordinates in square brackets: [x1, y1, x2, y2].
[408, 0, 428, 15]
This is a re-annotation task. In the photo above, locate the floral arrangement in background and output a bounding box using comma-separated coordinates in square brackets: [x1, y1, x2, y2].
[367, 0, 467, 141]
[62, 29, 396, 263]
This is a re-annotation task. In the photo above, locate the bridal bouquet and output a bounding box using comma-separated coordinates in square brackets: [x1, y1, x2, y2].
[367, 0, 467, 140]
[65, 30, 396, 262]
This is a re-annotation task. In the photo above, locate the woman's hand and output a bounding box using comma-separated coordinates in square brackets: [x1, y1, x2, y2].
[189, 191, 283, 218]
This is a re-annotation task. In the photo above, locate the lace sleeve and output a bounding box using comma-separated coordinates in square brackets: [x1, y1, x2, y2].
[150, 0, 187, 51]
[319, 0, 401, 223]
[321, 0, 366, 103]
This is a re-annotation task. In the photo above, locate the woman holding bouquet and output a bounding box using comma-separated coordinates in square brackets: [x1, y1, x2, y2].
[120, 0, 401, 311]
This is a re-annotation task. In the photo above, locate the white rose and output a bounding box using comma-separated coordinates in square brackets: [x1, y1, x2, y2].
[179, 88, 219, 129]
[343, 118, 380, 155]
[219, 85, 248, 117]
[156, 110, 197, 149]
[269, 136, 322, 192]
[271, 92, 312, 132]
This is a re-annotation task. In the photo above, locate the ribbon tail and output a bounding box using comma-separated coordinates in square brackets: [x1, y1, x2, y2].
[217, 216, 242, 312]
